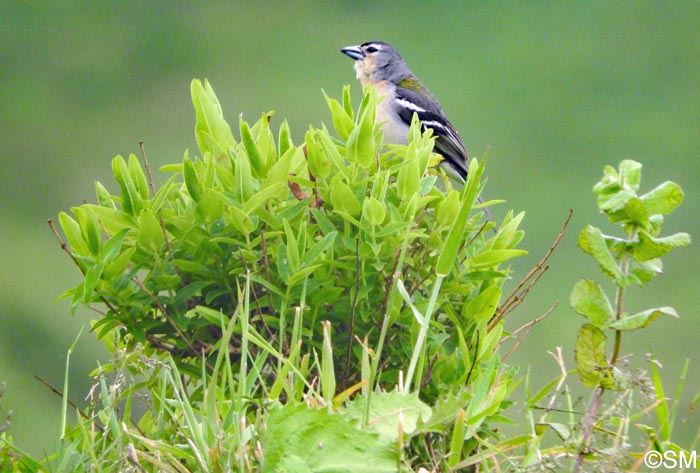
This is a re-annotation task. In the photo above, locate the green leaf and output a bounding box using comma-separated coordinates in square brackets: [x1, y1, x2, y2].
[240, 117, 266, 178]
[632, 230, 691, 261]
[598, 188, 634, 214]
[127, 153, 149, 199]
[329, 176, 361, 217]
[137, 208, 165, 254]
[112, 154, 141, 215]
[183, 156, 202, 202]
[73, 206, 101, 256]
[95, 181, 115, 208]
[59, 211, 90, 256]
[618, 159, 642, 191]
[323, 90, 354, 140]
[464, 285, 501, 322]
[264, 404, 397, 472]
[233, 148, 253, 202]
[344, 391, 432, 443]
[342, 84, 354, 118]
[305, 129, 331, 179]
[244, 182, 287, 215]
[278, 119, 293, 156]
[577, 225, 623, 282]
[190, 79, 236, 158]
[640, 181, 684, 215]
[437, 158, 484, 276]
[82, 262, 105, 304]
[471, 249, 527, 269]
[610, 306, 679, 331]
[345, 89, 376, 169]
[361, 196, 386, 226]
[575, 324, 614, 388]
[195, 189, 224, 224]
[300, 231, 337, 268]
[570, 278, 615, 327]
[100, 228, 130, 263]
[436, 190, 459, 227]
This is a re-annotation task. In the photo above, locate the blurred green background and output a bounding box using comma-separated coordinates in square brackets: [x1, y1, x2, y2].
[2, 2, 698, 456]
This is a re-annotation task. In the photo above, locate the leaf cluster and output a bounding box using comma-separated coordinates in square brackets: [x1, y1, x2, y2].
[27, 80, 529, 470]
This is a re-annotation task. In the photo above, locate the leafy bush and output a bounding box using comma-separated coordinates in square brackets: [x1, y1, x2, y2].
[1, 80, 692, 472]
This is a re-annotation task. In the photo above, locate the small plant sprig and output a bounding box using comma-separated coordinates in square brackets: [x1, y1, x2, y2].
[571, 160, 690, 470]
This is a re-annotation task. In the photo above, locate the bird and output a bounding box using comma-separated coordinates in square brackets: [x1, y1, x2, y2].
[340, 40, 470, 185]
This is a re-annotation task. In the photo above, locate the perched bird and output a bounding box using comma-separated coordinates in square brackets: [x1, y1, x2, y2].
[340, 41, 470, 185]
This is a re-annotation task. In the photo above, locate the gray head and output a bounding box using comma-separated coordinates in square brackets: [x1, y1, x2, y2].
[340, 41, 413, 86]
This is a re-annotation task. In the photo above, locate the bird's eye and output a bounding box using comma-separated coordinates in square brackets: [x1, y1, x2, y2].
[365, 46, 378, 53]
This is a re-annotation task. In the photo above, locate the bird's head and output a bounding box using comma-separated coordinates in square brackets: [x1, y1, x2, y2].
[341, 41, 411, 86]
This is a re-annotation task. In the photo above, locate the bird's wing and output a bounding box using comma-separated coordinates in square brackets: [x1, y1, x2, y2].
[394, 85, 469, 181]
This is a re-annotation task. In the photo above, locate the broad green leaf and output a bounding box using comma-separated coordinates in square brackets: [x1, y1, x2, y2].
[618, 159, 642, 191]
[598, 188, 634, 214]
[570, 278, 615, 327]
[463, 285, 501, 322]
[264, 404, 397, 472]
[632, 230, 691, 261]
[316, 129, 348, 178]
[244, 182, 287, 215]
[344, 390, 432, 443]
[575, 324, 614, 388]
[305, 129, 331, 179]
[329, 177, 361, 217]
[361, 196, 386, 226]
[195, 189, 224, 224]
[137, 208, 165, 254]
[471, 249, 527, 269]
[640, 181, 684, 215]
[577, 226, 623, 282]
[610, 306, 679, 331]
[628, 258, 663, 285]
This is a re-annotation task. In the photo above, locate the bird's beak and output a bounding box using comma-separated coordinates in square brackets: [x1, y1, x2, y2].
[341, 45, 364, 60]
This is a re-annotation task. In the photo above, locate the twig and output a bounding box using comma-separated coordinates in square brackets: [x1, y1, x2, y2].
[493, 209, 573, 326]
[34, 375, 101, 429]
[139, 141, 172, 254]
[500, 302, 558, 361]
[132, 277, 213, 371]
